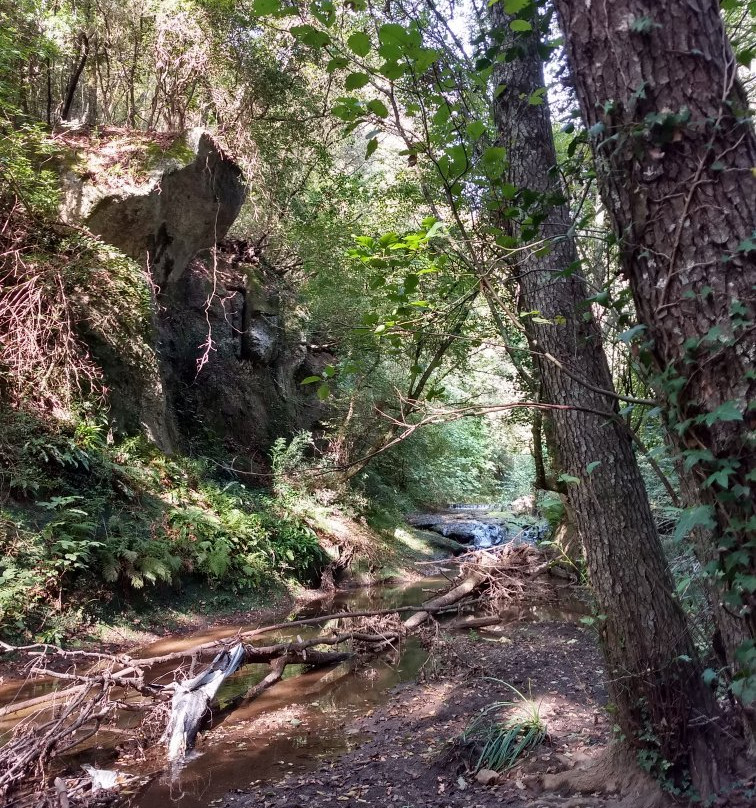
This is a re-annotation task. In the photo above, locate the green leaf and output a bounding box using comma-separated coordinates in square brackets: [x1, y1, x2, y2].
[731, 676, 756, 706]
[379, 61, 405, 80]
[347, 31, 372, 57]
[365, 136, 379, 158]
[310, 0, 336, 26]
[682, 448, 715, 472]
[290, 25, 332, 48]
[704, 466, 736, 489]
[704, 401, 743, 426]
[316, 383, 331, 400]
[378, 22, 409, 47]
[326, 56, 349, 73]
[378, 41, 402, 61]
[557, 473, 581, 486]
[673, 505, 715, 542]
[586, 461, 602, 475]
[332, 97, 364, 121]
[736, 233, 755, 254]
[510, 19, 533, 32]
[739, 576, 756, 594]
[702, 668, 718, 687]
[253, 0, 281, 14]
[414, 46, 439, 73]
[617, 324, 647, 343]
[504, 0, 530, 11]
[345, 72, 370, 90]
[367, 99, 389, 118]
[527, 87, 547, 106]
[467, 120, 486, 140]
[300, 375, 322, 385]
[481, 146, 507, 176]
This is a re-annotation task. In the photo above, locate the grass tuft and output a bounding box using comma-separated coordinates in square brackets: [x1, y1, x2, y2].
[460, 680, 546, 772]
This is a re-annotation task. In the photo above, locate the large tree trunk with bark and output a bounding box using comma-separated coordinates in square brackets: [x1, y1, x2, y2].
[489, 4, 729, 793]
[552, 0, 756, 740]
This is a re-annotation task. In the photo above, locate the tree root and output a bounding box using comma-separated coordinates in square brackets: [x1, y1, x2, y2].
[536, 744, 671, 808]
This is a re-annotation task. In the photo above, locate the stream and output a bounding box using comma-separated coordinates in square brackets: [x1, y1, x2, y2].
[123, 576, 449, 808]
[0, 509, 580, 808]
[0, 576, 449, 808]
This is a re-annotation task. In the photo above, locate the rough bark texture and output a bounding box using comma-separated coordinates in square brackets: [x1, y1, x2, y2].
[490, 5, 728, 793]
[552, 0, 755, 734]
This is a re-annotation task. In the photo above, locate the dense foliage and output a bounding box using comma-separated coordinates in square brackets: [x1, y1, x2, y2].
[1, 0, 754, 789]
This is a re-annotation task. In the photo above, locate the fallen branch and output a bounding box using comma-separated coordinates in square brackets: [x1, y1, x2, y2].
[163, 644, 245, 761]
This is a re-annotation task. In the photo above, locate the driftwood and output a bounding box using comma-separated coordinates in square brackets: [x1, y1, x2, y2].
[0, 542, 554, 804]
[162, 643, 245, 760]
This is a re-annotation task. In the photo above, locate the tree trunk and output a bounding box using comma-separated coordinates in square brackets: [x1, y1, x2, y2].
[61, 33, 89, 122]
[552, 0, 756, 740]
[489, 5, 729, 793]
[532, 407, 547, 490]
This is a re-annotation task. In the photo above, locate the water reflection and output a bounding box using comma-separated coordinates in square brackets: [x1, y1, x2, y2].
[0, 573, 585, 808]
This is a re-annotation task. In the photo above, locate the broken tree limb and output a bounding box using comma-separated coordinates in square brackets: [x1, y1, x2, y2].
[243, 656, 288, 702]
[403, 557, 499, 631]
[162, 643, 245, 761]
[221, 650, 353, 716]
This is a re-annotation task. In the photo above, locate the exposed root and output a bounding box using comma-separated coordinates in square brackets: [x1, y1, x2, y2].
[537, 744, 671, 808]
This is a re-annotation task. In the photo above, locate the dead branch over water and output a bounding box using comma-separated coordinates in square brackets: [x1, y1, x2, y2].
[0, 543, 557, 805]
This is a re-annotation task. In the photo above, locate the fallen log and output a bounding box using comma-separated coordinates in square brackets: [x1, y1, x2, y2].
[403, 553, 502, 630]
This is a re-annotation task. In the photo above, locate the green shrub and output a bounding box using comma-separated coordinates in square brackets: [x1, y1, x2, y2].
[0, 409, 329, 639]
[460, 681, 546, 772]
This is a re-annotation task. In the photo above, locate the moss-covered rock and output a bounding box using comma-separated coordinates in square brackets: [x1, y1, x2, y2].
[61, 129, 246, 287]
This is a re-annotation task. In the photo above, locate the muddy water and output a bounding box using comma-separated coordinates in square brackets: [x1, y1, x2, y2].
[121, 576, 448, 808]
[0, 572, 586, 808]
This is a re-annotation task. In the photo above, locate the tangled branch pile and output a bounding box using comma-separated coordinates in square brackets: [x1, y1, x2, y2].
[0, 205, 102, 411]
[0, 131, 155, 417]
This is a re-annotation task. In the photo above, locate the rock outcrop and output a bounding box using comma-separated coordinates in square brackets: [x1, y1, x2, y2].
[61, 130, 326, 457]
[157, 248, 329, 455]
[62, 129, 245, 288]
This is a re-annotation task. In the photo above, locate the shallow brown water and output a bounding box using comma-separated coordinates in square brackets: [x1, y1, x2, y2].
[123, 577, 447, 808]
[0, 571, 586, 808]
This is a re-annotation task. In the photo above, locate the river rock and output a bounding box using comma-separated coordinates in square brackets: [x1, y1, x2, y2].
[432, 520, 508, 548]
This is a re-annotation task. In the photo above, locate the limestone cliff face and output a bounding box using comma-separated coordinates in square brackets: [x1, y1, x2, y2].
[62, 130, 326, 457]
